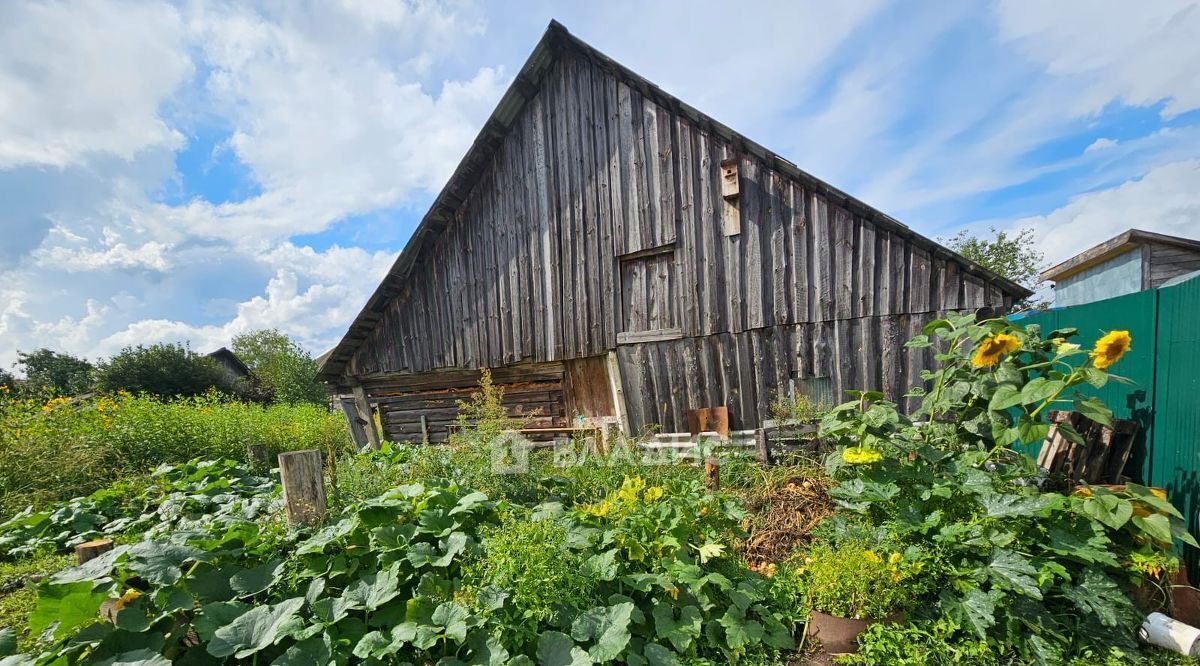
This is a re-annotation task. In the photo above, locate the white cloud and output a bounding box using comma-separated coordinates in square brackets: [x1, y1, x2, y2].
[1013, 160, 1200, 266]
[996, 0, 1200, 118]
[0, 0, 499, 370]
[0, 0, 192, 168]
[169, 1, 507, 244]
[94, 243, 393, 358]
[2, 0, 1198, 377]
[1084, 138, 1118, 154]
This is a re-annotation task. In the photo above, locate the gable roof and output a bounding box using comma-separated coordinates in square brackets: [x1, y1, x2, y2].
[318, 20, 1032, 382]
[1040, 228, 1200, 282]
[206, 347, 251, 377]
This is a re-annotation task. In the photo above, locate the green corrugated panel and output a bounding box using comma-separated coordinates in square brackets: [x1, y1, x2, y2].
[1016, 275, 1200, 564]
[1013, 289, 1159, 476]
[1148, 276, 1200, 549]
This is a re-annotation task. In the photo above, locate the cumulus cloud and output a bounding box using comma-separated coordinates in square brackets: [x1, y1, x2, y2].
[94, 244, 393, 358]
[168, 1, 507, 244]
[1015, 160, 1200, 266]
[0, 0, 192, 168]
[1, 0, 1197, 375]
[0, 0, 501, 369]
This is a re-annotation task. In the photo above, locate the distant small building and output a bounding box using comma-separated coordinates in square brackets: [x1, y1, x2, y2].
[206, 347, 251, 385]
[1041, 229, 1200, 307]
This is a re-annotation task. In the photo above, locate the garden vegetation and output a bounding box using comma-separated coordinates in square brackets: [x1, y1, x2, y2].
[0, 315, 1196, 665]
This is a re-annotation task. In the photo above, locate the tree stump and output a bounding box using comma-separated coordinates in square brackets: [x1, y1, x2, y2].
[278, 450, 327, 527]
[246, 443, 269, 470]
[75, 539, 114, 565]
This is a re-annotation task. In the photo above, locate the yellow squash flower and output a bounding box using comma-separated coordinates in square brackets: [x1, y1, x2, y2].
[842, 446, 882, 465]
[643, 486, 664, 502]
[971, 332, 1021, 368]
[1091, 330, 1131, 370]
[113, 589, 142, 610]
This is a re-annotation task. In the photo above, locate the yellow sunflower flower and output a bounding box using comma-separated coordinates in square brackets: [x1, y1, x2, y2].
[842, 446, 882, 465]
[1090, 330, 1131, 370]
[971, 332, 1021, 368]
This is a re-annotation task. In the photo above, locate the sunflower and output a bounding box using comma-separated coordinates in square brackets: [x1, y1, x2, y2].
[971, 332, 1021, 368]
[1090, 330, 1131, 369]
[842, 446, 882, 465]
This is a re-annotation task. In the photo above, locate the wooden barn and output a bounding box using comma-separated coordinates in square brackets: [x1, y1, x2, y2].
[317, 21, 1031, 447]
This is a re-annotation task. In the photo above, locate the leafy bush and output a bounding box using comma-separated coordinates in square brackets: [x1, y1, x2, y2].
[461, 512, 601, 644]
[796, 540, 919, 619]
[821, 313, 1191, 662]
[13, 349, 93, 397]
[94, 343, 234, 398]
[231, 329, 326, 405]
[0, 391, 348, 514]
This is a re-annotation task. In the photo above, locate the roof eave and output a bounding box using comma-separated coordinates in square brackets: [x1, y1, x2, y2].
[1040, 229, 1200, 283]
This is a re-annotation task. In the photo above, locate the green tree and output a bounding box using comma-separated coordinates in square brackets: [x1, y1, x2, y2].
[95, 343, 233, 398]
[0, 367, 16, 393]
[15, 348, 94, 396]
[943, 226, 1044, 291]
[232, 329, 326, 405]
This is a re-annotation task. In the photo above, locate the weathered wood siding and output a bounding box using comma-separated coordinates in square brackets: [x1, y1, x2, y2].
[617, 316, 946, 434]
[1147, 242, 1200, 289]
[359, 363, 569, 444]
[342, 49, 1008, 381]
[329, 40, 1023, 439]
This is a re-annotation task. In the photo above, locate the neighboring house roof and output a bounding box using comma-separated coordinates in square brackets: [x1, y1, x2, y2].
[1040, 229, 1200, 283]
[317, 20, 1033, 381]
[206, 347, 251, 377]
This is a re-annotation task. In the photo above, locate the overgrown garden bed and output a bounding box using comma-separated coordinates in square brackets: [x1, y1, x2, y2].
[0, 315, 1196, 664]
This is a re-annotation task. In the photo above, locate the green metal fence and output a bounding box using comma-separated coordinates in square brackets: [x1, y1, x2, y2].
[1016, 273, 1200, 550]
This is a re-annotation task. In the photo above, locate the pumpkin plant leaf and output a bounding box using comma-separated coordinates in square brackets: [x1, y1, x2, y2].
[538, 631, 592, 666]
[207, 596, 304, 659]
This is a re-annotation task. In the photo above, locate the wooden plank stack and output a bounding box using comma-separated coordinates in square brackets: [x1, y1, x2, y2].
[1036, 410, 1139, 484]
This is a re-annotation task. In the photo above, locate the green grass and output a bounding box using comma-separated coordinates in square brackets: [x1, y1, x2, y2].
[0, 391, 349, 515]
[0, 551, 72, 653]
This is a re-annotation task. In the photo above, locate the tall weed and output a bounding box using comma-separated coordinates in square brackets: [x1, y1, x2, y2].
[0, 391, 349, 514]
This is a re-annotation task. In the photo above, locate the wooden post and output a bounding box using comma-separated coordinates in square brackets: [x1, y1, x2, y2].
[754, 428, 773, 466]
[246, 443, 269, 470]
[420, 414, 429, 445]
[605, 352, 629, 435]
[351, 385, 381, 450]
[75, 539, 113, 565]
[278, 450, 327, 527]
[704, 457, 720, 491]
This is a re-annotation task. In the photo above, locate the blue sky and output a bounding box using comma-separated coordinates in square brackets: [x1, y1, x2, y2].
[1, 0, 1198, 369]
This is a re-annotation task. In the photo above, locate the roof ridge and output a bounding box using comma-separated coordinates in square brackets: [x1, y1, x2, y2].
[317, 20, 1031, 380]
